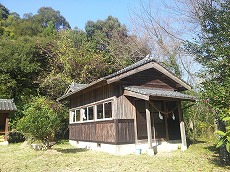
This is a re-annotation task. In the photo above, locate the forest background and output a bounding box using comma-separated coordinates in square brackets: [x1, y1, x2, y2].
[0, 0, 229, 164]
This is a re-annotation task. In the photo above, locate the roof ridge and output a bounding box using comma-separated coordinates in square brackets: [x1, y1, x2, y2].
[104, 55, 155, 79]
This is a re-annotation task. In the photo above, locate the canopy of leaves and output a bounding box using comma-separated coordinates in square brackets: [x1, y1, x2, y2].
[33, 7, 71, 29]
[0, 4, 148, 131]
[17, 96, 68, 146]
[186, 0, 230, 163]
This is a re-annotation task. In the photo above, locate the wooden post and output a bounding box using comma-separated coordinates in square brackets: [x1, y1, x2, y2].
[4, 114, 9, 141]
[164, 101, 169, 141]
[152, 114, 156, 144]
[178, 101, 187, 151]
[145, 101, 152, 149]
[133, 100, 138, 144]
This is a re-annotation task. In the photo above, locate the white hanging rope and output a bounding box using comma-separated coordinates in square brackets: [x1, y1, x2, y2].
[149, 101, 178, 115]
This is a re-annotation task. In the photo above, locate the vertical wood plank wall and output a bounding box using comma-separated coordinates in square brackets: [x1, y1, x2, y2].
[69, 119, 135, 144]
[70, 84, 119, 108]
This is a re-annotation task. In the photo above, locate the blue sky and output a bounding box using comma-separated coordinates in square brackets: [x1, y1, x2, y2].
[1, 0, 142, 30]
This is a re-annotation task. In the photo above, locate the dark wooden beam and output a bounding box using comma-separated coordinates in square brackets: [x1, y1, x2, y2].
[4, 114, 9, 141]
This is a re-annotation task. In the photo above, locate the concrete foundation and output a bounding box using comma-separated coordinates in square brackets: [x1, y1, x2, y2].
[69, 139, 183, 155]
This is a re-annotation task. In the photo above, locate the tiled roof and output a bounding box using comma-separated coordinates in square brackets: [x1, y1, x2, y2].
[124, 86, 196, 101]
[0, 99, 17, 111]
[65, 83, 88, 94]
[105, 55, 155, 79]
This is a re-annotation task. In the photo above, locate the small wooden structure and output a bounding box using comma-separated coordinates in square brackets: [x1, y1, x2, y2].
[0, 99, 17, 143]
[58, 56, 195, 155]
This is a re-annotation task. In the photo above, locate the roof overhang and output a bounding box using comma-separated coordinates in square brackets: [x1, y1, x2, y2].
[0, 99, 17, 112]
[124, 86, 196, 101]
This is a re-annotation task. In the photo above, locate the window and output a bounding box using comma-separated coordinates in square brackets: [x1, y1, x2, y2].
[70, 100, 113, 123]
[96, 101, 112, 120]
[88, 106, 94, 120]
[82, 106, 94, 121]
[70, 109, 81, 123]
[97, 104, 103, 119]
[104, 102, 112, 118]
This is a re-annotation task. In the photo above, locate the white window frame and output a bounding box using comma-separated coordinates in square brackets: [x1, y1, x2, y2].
[69, 97, 114, 123]
[69, 108, 81, 123]
[96, 101, 112, 121]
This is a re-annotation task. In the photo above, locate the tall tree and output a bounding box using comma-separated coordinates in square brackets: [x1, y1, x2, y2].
[33, 7, 71, 29]
[188, 0, 230, 164]
[0, 4, 9, 20]
[85, 16, 149, 72]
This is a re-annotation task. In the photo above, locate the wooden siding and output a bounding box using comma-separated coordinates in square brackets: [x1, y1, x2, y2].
[70, 84, 120, 108]
[116, 95, 135, 119]
[69, 119, 135, 144]
[121, 68, 176, 90]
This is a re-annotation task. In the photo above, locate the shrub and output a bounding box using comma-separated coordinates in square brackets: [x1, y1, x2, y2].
[8, 130, 25, 143]
[17, 96, 68, 148]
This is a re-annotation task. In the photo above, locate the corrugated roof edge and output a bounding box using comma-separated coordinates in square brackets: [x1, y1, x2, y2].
[124, 86, 196, 101]
[0, 98, 17, 111]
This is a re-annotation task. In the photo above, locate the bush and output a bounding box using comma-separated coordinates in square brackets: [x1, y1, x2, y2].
[17, 96, 68, 148]
[8, 130, 25, 143]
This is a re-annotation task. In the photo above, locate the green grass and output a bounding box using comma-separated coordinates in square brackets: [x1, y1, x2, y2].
[0, 140, 229, 172]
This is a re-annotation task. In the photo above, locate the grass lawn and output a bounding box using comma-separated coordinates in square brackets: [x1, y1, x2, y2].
[0, 140, 229, 172]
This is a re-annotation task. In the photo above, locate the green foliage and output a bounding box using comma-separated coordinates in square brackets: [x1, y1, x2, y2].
[0, 4, 9, 20]
[8, 130, 25, 143]
[186, 0, 230, 163]
[17, 97, 68, 147]
[0, 37, 49, 101]
[216, 111, 230, 153]
[33, 7, 70, 29]
[0, 4, 149, 142]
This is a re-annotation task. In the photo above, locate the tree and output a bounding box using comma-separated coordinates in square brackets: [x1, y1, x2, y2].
[33, 7, 70, 30]
[0, 4, 9, 20]
[130, 0, 202, 84]
[17, 96, 68, 148]
[85, 16, 149, 72]
[187, 0, 230, 164]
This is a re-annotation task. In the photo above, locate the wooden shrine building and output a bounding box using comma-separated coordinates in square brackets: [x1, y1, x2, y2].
[57, 56, 196, 155]
[0, 99, 17, 144]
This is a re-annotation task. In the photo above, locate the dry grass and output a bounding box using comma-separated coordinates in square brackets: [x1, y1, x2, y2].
[0, 140, 229, 172]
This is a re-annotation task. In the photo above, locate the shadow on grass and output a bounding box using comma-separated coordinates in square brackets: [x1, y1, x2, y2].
[186, 138, 206, 148]
[205, 145, 230, 168]
[55, 148, 88, 154]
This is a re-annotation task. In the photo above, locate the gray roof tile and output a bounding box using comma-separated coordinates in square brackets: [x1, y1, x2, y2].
[65, 83, 88, 94]
[0, 99, 17, 111]
[124, 86, 196, 101]
[105, 55, 155, 79]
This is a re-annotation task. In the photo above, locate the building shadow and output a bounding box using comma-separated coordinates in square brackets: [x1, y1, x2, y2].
[205, 145, 230, 167]
[186, 138, 206, 148]
[55, 147, 88, 154]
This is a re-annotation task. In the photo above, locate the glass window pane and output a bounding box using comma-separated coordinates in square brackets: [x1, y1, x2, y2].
[83, 108, 87, 121]
[97, 104, 103, 119]
[88, 106, 94, 120]
[76, 109, 80, 121]
[104, 102, 112, 118]
[71, 111, 75, 122]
